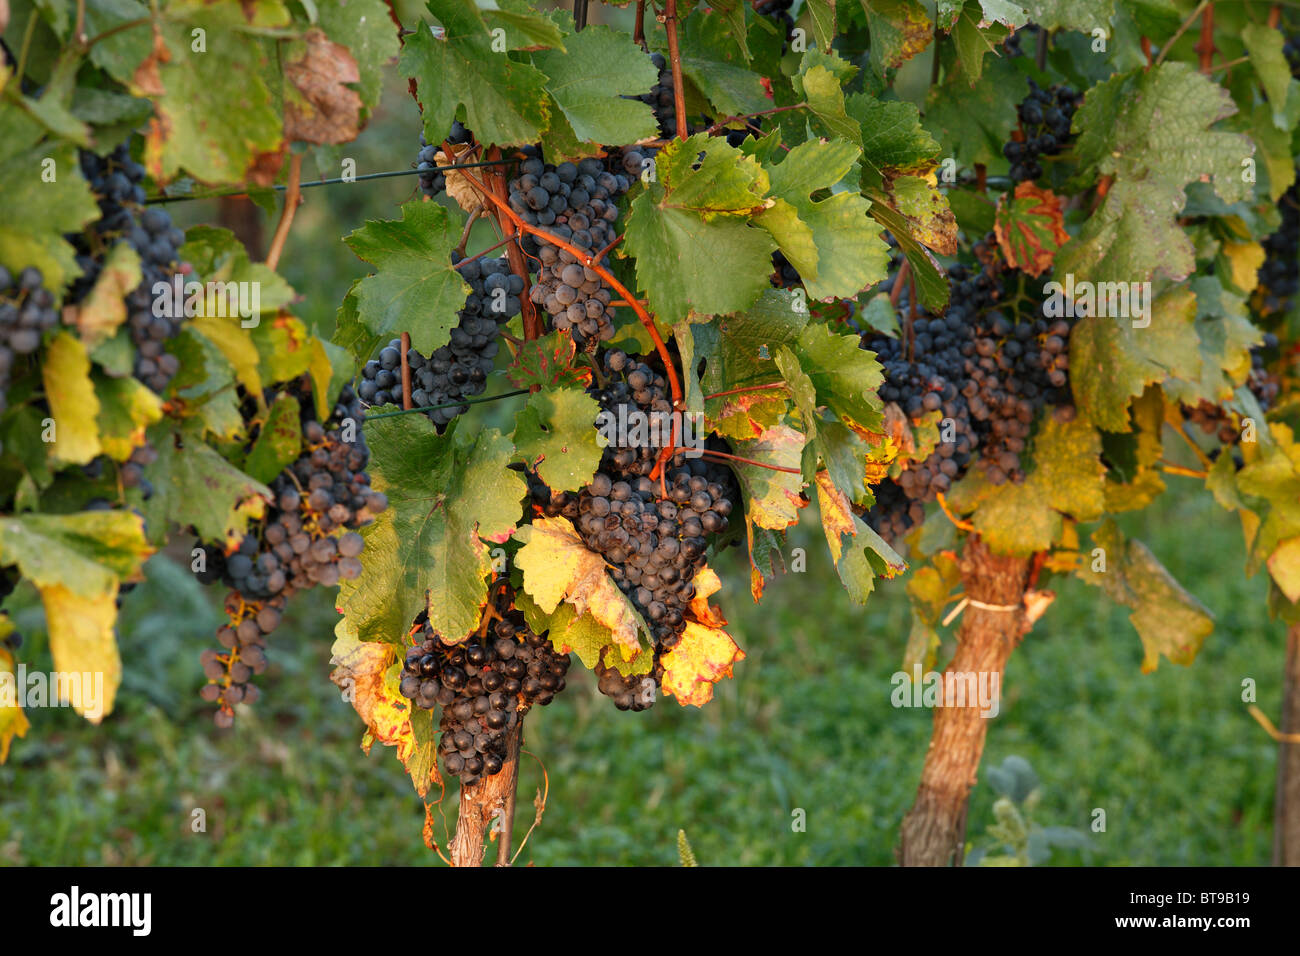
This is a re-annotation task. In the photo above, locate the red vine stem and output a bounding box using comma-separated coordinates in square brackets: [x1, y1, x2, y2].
[663, 0, 689, 142]
[702, 103, 807, 136]
[634, 0, 647, 47]
[697, 449, 801, 474]
[703, 382, 787, 401]
[890, 259, 910, 311]
[592, 231, 625, 264]
[1197, 3, 1215, 73]
[454, 163, 683, 409]
[453, 232, 518, 268]
[483, 145, 544, 341]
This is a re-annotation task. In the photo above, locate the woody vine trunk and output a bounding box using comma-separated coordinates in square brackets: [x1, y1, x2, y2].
[899, 537, 1033, 867]
[450, 724, 523, 867]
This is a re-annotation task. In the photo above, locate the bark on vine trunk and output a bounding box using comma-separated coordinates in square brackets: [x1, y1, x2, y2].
[898, 537, 1033, 867]
[450, 723, 522, 866]
[1274, 624, 1300, 865]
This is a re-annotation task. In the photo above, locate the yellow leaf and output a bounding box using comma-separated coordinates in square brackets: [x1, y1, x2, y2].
[70, 242, 143, 349]
[514, 516, 651, 654]
[329, 620, 441, 796]
[1221, 240, 1265, 295]
[40, 583, 120, 723]
[661, 620, 745, 707]
[41, 332, 102, 465]
[0, 644, 31, 763]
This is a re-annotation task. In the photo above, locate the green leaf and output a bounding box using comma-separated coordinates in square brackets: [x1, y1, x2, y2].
[883, 173, 958, 256]
[142, 424, 272, 545]
[1017, 0, 1113, 31]
[623, 135, 775, 321]
[243, 393, 303, 484]
[947, 415, 1106, 555]
[859, 0, 933, 78]
[793, 321, 884, 430]
[950, 0, 1012, 84]
[400, 0, 550, 147]
[756, 138, 891, 300]
[42, 332, 102, 465]
[511, 385, 604, 493]
[1062, 63, 1253, 284]
[534, 27, 660, 146]
[849, 92, 941, 185]
[93, 373, 164, 463]
[1068, 285, 1202, 431]
[678, 18, 771, 117]
[343, 202, 470, 355]
[331, 283, 385, 380]
[868, 198, 949, 311]
[316, 0, 404, 111]
[729, 425, 808, 531]
[1241, 23, 1297, 131]
[481, 0, 568, 50]
[1077, 519, 1213, 672]
[339, 417, 525, 646]
[798, 64, 863, 148]
[923, 54, 1024, 168]
[0, 143, 100, 291]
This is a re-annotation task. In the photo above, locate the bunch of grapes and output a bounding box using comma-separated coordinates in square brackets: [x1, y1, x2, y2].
[358, 254, 522, 427]
[1003, 80, 1082, 183]
[1253, 179, 1298, 318]
[528, 350, 739, 709]
[513, 149, 647, 348]
[1002, 23, 1042, 59]
[195, 382, 388, 725]
[0, 265, 59, 411]
[71, 144, 189, 393]
[769, 250, 802, 289]
[399, 582, 570, 786]
[639, 52, 683, 138]
[415, 121, 471, 198]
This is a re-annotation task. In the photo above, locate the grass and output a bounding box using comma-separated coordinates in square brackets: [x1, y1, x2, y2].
[0, 488, 1283, 866]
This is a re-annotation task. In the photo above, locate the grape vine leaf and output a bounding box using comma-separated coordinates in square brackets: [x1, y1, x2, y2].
[994, 182, 1069, 278]
[728, 425, 808, 530]
[660, 619, 745, 707]
[130, 7, 286, 184]
[1068, 285, 1202, 431]
[1159, 277, 1259, 409]
[677, 13, 771, 117]
[0, 143, 99, 291]
[1017, 0, 1113, 31]
[756, 139, 891, 300]
[330, 619, 440, 797]
[858, 0, 933, 78]
[815, 469, 906, 603]
[0, 510, 152, 723]
[283, 29, 365, 145]
[42, 332, 102, 466]
[798, 64, 864, 149]
[332, 284, 384, 381]
[0, 643, 29, 763]
[93, 374, 164, 463]
[343, 201, 470, 355]
[516, 590, 645, 671]
[850, 93, 941, 186]
[70, 241, 142, 349]
[243, 392, 303, 485]
[511, 384, 605, 493]
[792, 321, 885, 431]
[949, 0, 1015, 84]
[624, 134, 776, 321]
[506, 331, 591, 390]
[1241, 23, 1296, 131]
[1060, 63, 1253, 285]
[513, 516, 652, 655]
[902, 552, 962, 676]
[482, 0, 569, 49]
[532, 27, 659, 147]
[868, 198, 949, 311]
[316, 0, 403, 113]
[1077, 519, 1213, 672]
[142, 423, 271, 546]
[882, 173, 958, 256]
[946, 415, 1106, 555]
[399, 0, 551, 147]
[340, 416, 526, 647]
[922, 54, 1024, 169]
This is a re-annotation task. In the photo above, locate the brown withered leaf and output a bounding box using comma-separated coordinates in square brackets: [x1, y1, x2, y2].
[284, 29, 364, 145]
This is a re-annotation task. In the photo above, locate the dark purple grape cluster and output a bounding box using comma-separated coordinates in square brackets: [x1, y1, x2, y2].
[415, 121, 471, 198]
[770, 250, 802, 289]
[399, 584, 570, 786]
[195, 383, 388, 725]
[0, 265, 58, 410]
[71, 144, 187, 392]
[1003, 81, 1082, 183]
[1253, 178, 1298, 318]
[527, 350, 739, 709]
[1002, 23, 1041, 59]
[358, 254, 522, 427]
[513, 149, 646, 349]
